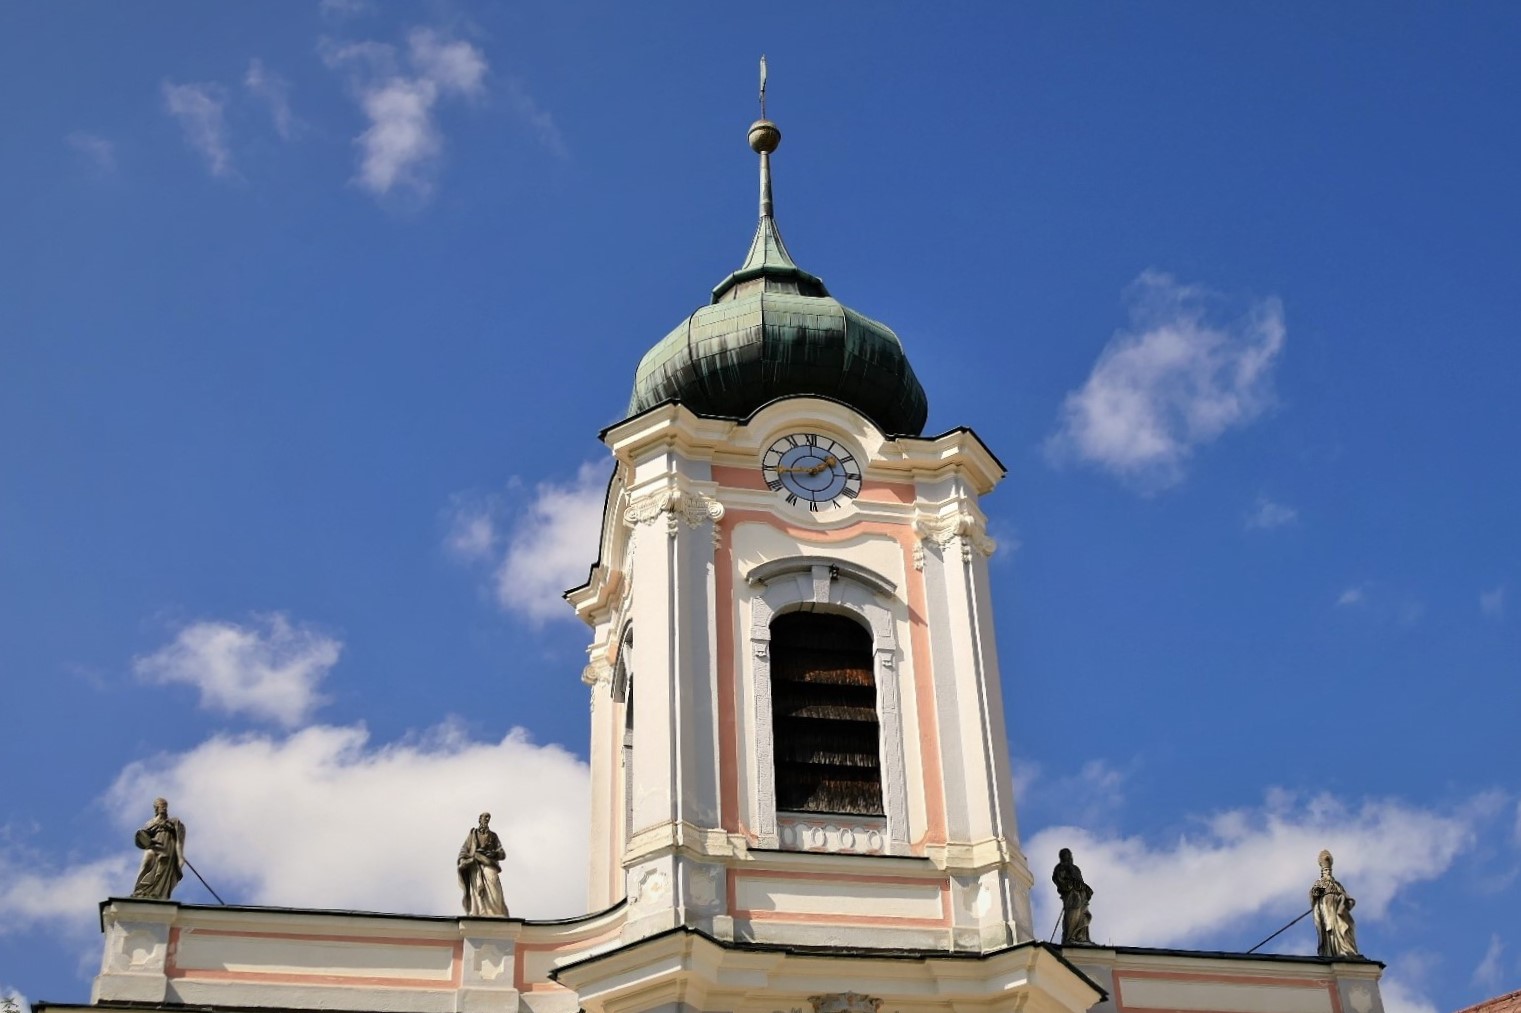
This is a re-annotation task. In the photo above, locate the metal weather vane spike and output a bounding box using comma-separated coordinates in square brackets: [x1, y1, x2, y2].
[759, 54, 768, 119]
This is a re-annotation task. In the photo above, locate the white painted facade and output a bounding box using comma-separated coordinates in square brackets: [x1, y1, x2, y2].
[568, 397, 1033, 956]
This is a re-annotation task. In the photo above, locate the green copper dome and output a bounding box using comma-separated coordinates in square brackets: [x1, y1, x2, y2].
[626, 118, 929, 437]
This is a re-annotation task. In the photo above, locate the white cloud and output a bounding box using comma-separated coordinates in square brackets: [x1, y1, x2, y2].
[1, 987, 33, 1013]
[1047, 271, 1285, 491]
[244, 59, 297, 140]
[494, 463, 606, 623]
[444, 495, 501, 560]
[66, 132, 115, 174]
[0, 723, 589, 940]
[1481, 585, 1505, 619]
[133, 614, 341, 727]
[1245, 497, 1297, 530]
[1027, 790, 1473, 949]
[161, 81, 234, 177]
[1381, 975, 1440, 1013]
[105, 722, 588, 917]
[1473, 933, 1505, 989]
[446, 465, 607, 624]
[324, 28, 488, 199]
[354, 78, 442, 195]
[0, 853, 130, 938]
[1337, 585, 1367, 607]
[407, 29, 487, 98]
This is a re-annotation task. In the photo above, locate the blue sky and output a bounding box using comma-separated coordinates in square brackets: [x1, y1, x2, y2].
[2, 4, 1519, 1011]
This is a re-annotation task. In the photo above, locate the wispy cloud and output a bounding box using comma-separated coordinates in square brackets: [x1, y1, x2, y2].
[1472, 933, 1505, 989]
[324, 28, 488, 200]
[1481, 585, 1505, 619]
[1047, 271, 1285, 492]
[162, 81, 234, 177]
[445, 464, 607, 624]
[1027, 788, 1475, 950]
[134, 614, 341, 728]
[444, 494, 500, 560]
[1026, 759, 1132, 831]
[244, 59, 297, 140]
[1245, 496, 1297, 530]
[1337, 585, 1367, 607]
[503, 78, 567, 159]
[319, 0, 371, 19]
[66, 132, 116, 174]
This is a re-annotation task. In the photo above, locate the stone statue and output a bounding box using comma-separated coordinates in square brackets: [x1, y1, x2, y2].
[1052, 847, 1094, 944]
[457, 812, 508, 917]
[130, 797, 187, 900]
[1310, 849, 1359, 958]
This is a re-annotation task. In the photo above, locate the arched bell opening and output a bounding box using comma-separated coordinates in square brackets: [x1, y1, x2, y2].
[769, 610, 884, 817]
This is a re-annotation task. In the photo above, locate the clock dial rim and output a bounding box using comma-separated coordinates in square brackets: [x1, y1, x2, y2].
[760, 432, 863, 509]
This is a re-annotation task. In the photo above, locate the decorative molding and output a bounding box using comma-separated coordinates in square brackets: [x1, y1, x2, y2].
[685, 862, 723, 912]
[581, 658, 613, 687]
[470, 942, 510, 983]
[810, 993, 883, 1013]
[913, 510, 996, 568]
[746, 556, 896, 596]
[113, 929, 165, 973]
[777, 814, 887, 856]
[629, 866, 670, 909]
[623, 487, 724, 540]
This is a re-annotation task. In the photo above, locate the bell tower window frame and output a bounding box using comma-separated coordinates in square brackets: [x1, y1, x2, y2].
[746, 558, 910, 855]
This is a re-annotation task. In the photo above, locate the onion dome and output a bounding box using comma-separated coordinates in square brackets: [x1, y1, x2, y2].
[626, 94, 929, 437]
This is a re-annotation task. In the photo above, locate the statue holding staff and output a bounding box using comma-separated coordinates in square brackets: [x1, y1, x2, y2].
[1052, 848, 1094, 945]
[1310, 850, 1359, 958]
[130, 797, 187, 900]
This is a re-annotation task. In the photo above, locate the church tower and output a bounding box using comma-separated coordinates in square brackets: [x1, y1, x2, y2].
[68, 67, 1392, 1013]
[567, 97, 1036, 959]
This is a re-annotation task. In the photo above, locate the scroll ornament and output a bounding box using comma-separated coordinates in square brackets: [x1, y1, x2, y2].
[623, 487, 725, 540]
[913, 510, 996, 568]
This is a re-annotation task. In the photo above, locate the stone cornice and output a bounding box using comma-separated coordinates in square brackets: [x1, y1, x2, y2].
[553, 928, 1103, 1013]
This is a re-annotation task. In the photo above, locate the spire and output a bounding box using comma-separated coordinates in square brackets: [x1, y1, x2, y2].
[712, 58, 827, 302]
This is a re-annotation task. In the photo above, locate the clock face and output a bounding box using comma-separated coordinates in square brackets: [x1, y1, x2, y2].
[761, 433, 862, 511]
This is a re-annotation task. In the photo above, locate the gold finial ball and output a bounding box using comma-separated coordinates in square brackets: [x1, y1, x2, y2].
[748, 119, 781, 154]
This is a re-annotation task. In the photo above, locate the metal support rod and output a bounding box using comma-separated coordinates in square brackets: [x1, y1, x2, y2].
[1246, 907, 1313, 954]
[184, 858, 227, 906]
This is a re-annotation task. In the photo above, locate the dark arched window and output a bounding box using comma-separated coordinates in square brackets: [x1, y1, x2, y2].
[614, 627, 634, 843]
[770, 611, 883, 816]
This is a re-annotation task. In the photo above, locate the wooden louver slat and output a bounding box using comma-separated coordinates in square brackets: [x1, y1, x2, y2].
[770, 612, 884, 816]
